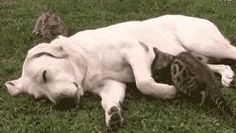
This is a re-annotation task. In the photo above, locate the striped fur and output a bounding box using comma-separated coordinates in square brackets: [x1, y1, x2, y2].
[151, 47, 234, 116]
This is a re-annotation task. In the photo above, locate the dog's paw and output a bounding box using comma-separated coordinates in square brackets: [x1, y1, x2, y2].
[221, 65, 235, 87]
[107, 106, 124, 130]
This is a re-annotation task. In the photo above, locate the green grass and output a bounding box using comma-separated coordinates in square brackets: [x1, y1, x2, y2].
[1, 0, 236, 132]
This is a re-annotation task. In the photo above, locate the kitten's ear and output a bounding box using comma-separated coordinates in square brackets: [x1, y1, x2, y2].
[153, 47, 162, 61]
[168, 54, 174, 60]
[153, 47, 160, 56]
[45, 11, 52, 16]
[42, 13, 51, 23]
[153, 47, 164, 60]
[54, 15, 60, 22]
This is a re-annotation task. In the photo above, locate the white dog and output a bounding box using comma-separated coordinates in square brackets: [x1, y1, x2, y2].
[5, 15, 236, 129]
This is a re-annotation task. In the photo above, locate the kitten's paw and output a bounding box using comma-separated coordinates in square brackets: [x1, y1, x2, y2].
[107, 106, 124, 130]
[32, 30, 40, 36]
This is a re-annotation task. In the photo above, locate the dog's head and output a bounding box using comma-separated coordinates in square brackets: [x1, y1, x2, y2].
[5, 37, 84, 107]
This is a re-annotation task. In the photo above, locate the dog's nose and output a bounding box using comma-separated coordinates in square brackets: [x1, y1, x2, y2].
[55, 96, 79, 109]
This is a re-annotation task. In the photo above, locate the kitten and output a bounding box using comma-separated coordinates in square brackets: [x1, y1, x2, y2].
[32, 12, 68, 41]
[151, 47, 234, 115]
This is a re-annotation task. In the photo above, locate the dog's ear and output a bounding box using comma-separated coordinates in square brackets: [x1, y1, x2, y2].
[5, 78, 23, 96]
[27, 42, 68, 59]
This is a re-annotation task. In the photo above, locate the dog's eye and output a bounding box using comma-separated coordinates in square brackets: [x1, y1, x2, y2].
[42, 70, 47, 83]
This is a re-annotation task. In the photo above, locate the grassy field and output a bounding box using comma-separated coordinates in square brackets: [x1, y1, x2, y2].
[1, 0, 236, 132]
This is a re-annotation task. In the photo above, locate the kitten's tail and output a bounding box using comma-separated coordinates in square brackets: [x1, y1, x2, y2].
[210, 93, 234, 116]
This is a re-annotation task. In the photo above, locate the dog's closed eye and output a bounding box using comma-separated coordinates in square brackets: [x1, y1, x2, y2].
[42, 70, 47, 83]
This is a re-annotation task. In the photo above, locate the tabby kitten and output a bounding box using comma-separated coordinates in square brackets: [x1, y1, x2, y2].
[32, 12, 68, 41]
[151, 47, 234, 115]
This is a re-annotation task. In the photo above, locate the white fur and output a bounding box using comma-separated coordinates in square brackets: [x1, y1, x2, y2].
[5, 15, 236, 127]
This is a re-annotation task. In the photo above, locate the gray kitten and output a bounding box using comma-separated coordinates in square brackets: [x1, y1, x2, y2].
[151, 47, 234, 116]
[32, 12, 68, 41]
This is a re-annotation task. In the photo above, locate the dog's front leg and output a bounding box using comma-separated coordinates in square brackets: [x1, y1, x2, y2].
[94, 80, 126, 129]
[123, 43, 176, 99]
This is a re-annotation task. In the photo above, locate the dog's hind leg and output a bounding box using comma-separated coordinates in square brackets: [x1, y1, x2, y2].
[199, 43, 236, 87]
[178, 28, 236, 60]
[201, 41, 236, 60]
[188, 37, 236, 87]
[123, 42, 176, 99]
[208, 64, 236, 87]
[177, 29, 236, 87]
[187, 39, 236, 87]
[95, 80, 126, 130]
